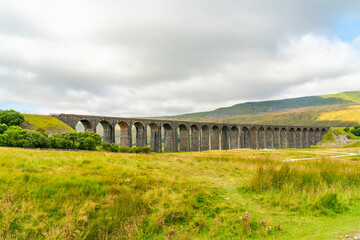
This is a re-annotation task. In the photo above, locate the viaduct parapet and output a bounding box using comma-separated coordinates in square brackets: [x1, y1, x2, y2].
[51, 114, 330, 152]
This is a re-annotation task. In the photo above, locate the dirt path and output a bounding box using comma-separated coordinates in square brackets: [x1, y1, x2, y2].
[283, 151, 360, 162]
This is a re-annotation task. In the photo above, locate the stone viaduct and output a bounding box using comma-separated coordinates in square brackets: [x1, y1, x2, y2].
[52, 114, 330, 153]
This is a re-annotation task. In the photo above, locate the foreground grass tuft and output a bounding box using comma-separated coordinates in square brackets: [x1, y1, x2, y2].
[246, 160, 360, 216]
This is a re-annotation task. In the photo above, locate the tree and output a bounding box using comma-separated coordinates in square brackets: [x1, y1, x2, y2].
[0, 110, 25, 126]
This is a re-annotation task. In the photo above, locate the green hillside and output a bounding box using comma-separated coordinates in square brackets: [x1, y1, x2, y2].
[20, 114, 75, 135]
[163, 90, 360, 126]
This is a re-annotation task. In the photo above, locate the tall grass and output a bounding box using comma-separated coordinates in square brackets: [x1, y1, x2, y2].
[247, 160, 360, 215]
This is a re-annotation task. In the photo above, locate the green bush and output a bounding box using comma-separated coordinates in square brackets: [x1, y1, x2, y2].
[49, 132, 102, 150]
[0, 110, 24, 126]
[344, 127, 350, 132]
[351, 128, 360, 136]
[49, 136, 73, 149]
[0, 123, 8, 134]
[102, 142, 119, 152]
[119, 146, 131, 153]
[0, 126, 48, 148]
[102, 145, 153, 153]
[141, 146, 153, 153]
[1, 126, 27, 147]
[24, 131, 49, 148]
[83, 137, 96, 150]
[0, 134, 7, 146]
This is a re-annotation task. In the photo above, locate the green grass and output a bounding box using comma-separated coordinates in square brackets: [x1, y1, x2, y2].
[21, 114, 75, 135]
[320, 128, 336, 143]
[1, 147, 360, 239]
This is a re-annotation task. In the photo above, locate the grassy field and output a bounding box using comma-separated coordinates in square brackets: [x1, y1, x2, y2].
[1, 146, 360, 239]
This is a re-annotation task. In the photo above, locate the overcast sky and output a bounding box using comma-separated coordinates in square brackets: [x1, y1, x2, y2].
[1, 1, 360, 117]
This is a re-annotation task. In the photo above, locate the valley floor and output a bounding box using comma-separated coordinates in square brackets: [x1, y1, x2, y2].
[0, 147, 360, 239]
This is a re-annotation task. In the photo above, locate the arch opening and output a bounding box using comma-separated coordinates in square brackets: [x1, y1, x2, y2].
[190, 125, 200, 151]
[296, 128, 302, 148]
[133, 122, 147, 147]
[221, 126, 230, 150]
[178, 124, 189, 151]
[163, 123, 175, 152]
[258, 127, 265, 149]
[250, 127, 257, 149]
[211, 126, 220, 150]
[230, 126, 239, 149]
[273, 128, 280, 149]
[315, 128, 321, 145]
[265, 127, 273, 149]
[288, 128, 296, 148]
[241, 127, 250, 148]
[280, 128, 287, 148]
[149, 123, 161, 152]
[96, 120, 114, 143]
[302, 128, 309, 148]
[76, 119, 93, 132]
[115, 121, 131, 147]
[308, 128, 315, 146]
[201, 125, 210, 151]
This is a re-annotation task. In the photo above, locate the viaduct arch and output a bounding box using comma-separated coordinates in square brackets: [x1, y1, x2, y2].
[52, 114, 330, 152]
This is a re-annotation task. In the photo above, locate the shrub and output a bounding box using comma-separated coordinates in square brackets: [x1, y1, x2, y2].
[119, 146, 131, 153]
[0, 127, 49, 148]
[50, 132, 102, 150]
[83, 137, 96, 150]
[1, 126, 27, 147]
[351, 128, 360, 136]
[49, 136, 73, 149]
[141, 146, 153, 153]
[24, 131, 49, 148]
[0, 123, 8, 134]
[0, 134, 7, 146]
[102, 143, 119, 152]
[344, 127, 350, 132]
[0, 110, 24, 126]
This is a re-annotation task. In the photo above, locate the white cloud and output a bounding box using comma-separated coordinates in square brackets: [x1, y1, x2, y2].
[1, 1, 360, 116]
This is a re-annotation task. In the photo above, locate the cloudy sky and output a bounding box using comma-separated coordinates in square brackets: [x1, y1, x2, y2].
[1, 0, 360, 117]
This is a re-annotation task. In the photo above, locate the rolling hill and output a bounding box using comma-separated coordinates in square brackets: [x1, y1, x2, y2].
[162, 90, 360, 127]
[20, 114, 75, 135]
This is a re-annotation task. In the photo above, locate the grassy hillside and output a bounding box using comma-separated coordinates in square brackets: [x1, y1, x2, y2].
[20, 114, 75, 135]
[164, 104, 360, 127]
[1, 147, 360, 239]
[163, 91, 360, 127]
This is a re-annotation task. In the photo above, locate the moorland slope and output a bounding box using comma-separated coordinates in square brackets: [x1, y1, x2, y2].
[163, 90, 360, 126]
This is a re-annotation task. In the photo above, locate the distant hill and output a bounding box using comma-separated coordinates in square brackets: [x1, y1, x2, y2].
[162, 91, 360, 127]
